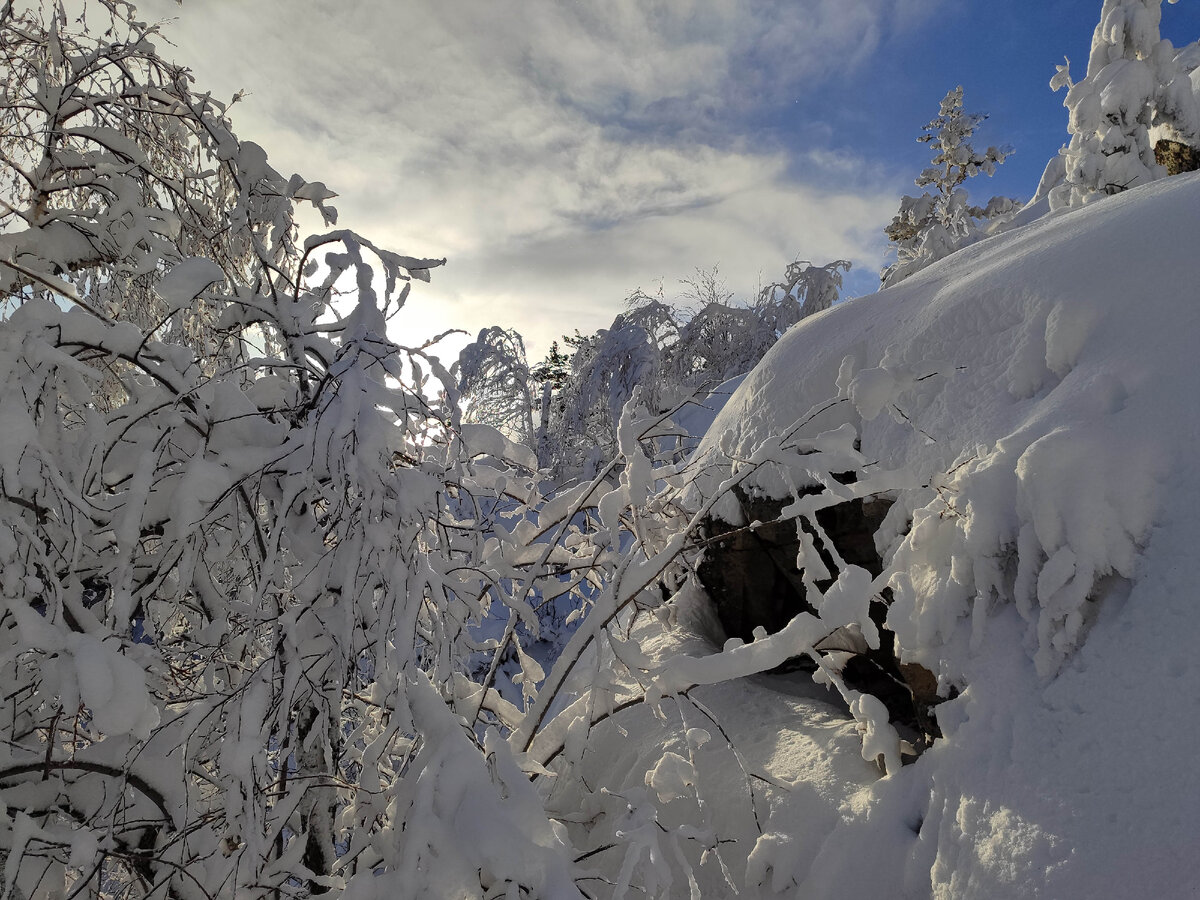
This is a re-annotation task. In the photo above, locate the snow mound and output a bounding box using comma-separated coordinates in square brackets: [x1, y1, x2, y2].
[683, 172, 1200, 898]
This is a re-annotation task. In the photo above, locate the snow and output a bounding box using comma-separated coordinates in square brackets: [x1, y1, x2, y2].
[848, 692, 901, 776]
[461, 421, 539, 471]
[347, 673, 583, 900]
[646, 170, 1200, 897]
[4, 157, 1196, 896]
[4, 5, 1199, 893]
[154, 256, 224, 313]
[670, 374, 746, 442]
[644, 751, 696, 803]
[455, 169, 1200, 900]
[68, 633, 160, 740]
[544, 586, 881, 897]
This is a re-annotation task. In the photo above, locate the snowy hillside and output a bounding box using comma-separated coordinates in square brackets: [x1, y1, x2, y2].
[648, 170, 1200, 898]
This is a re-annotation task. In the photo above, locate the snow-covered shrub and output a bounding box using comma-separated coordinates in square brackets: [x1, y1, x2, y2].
[1049, 0, 1200, 208]
[882, 87, 1019, 287]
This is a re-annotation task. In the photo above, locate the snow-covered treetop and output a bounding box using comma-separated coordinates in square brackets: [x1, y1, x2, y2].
[1048, 0, 1200, 207]
[882, 87, 1018, 286]
[915, 86, 1012, 196]
[529, 262, 851, 477]
[1090, 0, 1183, 71]
[756, 258, 852, 330]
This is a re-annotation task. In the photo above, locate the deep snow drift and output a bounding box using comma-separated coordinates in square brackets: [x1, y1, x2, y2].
[575, 171, 1200, 898]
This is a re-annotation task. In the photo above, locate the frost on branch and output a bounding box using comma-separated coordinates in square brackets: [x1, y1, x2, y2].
[0, 3, 334, 364]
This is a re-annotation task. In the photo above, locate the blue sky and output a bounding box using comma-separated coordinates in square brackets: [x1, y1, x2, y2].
[137, 0, 1200, 359]
[851, 1, 1200, 205]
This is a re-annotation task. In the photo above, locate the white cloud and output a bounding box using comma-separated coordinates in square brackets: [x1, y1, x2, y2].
[134, 0, 940, 356]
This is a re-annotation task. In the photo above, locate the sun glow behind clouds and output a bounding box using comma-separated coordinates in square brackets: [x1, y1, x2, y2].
[134, 0, 946, 355]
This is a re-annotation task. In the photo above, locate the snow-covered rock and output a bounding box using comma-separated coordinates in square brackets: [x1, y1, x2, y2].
[677, 171, 1200, 898]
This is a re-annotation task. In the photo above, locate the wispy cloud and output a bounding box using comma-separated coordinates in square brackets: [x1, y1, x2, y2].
[137, 0, 943, 354]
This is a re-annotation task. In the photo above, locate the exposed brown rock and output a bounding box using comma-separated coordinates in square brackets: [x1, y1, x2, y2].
[1155, 139, 1200, 176]
[696, 488, 815, 644]
[697, 487, 893, 644]
[697, 485, 950, 746]
[899, 662, 943, 740]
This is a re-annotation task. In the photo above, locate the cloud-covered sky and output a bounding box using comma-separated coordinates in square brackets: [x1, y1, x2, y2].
[136, 0, 1200, 359]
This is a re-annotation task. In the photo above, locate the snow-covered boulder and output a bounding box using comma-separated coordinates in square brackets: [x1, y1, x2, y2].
[682, 172, 1200, 898]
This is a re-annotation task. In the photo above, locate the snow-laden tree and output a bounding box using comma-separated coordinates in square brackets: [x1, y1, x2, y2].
[0, 5, 585, 898]
[667, 302, 774, 389]
[1049, 0, 1200, 208]
[882, 87, 1019, 287]
[533, 264, 853, 478]
[542, 304, 671, 475]
[667, 265, 774, 390]
[756, 258, 852, 334]
[455, 325, 536, 445]
[0, 0, 337, 353]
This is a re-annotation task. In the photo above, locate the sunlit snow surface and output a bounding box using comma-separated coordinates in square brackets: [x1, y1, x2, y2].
[564, 172, 1200, 898]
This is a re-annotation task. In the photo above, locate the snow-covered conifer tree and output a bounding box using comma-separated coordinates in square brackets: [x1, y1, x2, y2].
[1049, 0, 1200, 208]
[882, 87, 1019, 287]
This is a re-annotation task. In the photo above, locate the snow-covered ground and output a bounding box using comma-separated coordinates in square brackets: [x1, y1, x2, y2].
[555, 171, 1200, 898]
